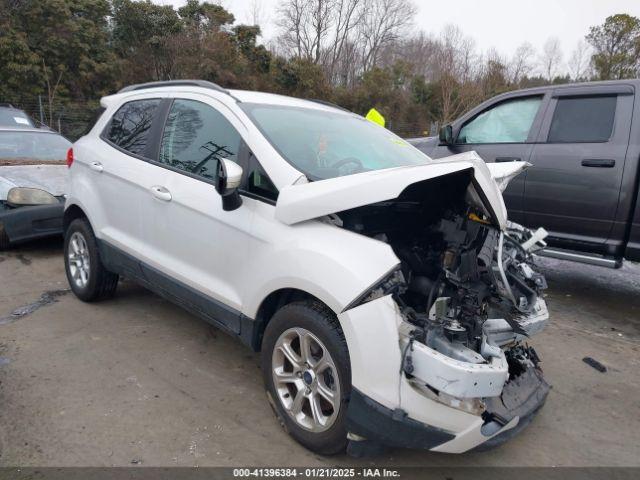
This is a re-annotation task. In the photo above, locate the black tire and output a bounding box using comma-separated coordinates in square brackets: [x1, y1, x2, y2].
[0, 223, 10, 250]
[261, 300, 351, 455]
[64, 218, 118, 302]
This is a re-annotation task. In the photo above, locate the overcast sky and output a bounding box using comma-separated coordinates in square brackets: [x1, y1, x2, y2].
[158, 0, 640, 62]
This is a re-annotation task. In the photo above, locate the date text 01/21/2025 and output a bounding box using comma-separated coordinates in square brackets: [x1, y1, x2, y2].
[232, 468, 401, 478]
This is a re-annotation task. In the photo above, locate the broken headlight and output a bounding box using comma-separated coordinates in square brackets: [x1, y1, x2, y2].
[343, 266, 406, 311]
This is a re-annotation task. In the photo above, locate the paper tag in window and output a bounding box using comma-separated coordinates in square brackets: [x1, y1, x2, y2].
[14, 117, 30, 125]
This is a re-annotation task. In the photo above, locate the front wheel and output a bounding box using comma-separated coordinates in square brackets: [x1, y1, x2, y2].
[262, 301, 351, 455]
[64, 218, 118, 302]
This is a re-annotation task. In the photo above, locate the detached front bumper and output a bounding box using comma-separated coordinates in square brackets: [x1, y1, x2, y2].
[0, 202, 64, 245]
[339, 295, 550, 454]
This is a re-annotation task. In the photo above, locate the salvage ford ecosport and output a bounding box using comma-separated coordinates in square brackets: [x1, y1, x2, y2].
[63, 80, 551, 455]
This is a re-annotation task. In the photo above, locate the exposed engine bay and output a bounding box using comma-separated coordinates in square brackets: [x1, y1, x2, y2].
[336, 168, 550, 424]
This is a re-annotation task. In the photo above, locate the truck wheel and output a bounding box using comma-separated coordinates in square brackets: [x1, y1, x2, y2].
[262, 301, 351, 455]
[64, 218, 118, 302]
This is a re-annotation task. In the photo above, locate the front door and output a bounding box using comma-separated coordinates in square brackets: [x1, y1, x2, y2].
[142, 95, 253, 333]
[430, 94, 547, 223]
[524, 89, 633, 245]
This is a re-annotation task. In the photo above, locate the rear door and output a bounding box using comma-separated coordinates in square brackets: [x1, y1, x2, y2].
[524, 85, 634, 246]
[92, 96, 168, 260]
[431, 93, 548, 223]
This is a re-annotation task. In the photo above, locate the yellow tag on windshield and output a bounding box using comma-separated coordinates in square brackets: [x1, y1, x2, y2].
[365, 108, 385, 127]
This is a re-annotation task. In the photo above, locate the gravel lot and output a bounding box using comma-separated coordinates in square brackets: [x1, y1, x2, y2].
[0, 240, 639, 467]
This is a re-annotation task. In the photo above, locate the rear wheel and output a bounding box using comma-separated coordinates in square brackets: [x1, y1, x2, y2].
[262, 301, 350, 455]
[64, 218, 118, 301]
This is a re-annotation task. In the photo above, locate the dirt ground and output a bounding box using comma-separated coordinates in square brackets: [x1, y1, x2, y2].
[0, 240, 639, 467]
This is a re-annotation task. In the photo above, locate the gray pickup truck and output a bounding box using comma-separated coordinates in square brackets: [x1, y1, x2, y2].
[410, 80, 640, 268]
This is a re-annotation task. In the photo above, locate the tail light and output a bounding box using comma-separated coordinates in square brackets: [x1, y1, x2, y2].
[66, 148, 74, 168]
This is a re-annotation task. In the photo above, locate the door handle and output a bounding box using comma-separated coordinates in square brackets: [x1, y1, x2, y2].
[150, 185, 172, 201]
[495, 157, 522, 163]
[581, 159, 615, 168]
[89, 162, 103, 172]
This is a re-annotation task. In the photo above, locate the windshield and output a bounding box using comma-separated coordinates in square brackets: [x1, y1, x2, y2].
[240, 103, 431, 180]
[0, 131, 70, 164]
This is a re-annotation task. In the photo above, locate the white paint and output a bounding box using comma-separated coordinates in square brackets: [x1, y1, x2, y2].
[275, 152, 509, 228]
[69, 83, 548, 453]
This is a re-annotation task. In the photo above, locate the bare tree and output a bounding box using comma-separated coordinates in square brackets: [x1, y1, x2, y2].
[568, 40, 591, 80]
[539, 37, 563, 80]
[324, 0, 364, 82]
[41, 59, 64, 126]
[396, 32, 439, 80]
[276, 0, 311, 59]
[509, 42, 536, 84]
[276, 0, 334, 63]
[358, 0, 416, 72]
[434, 25, 483, 123]
[245, 0, 269, 28]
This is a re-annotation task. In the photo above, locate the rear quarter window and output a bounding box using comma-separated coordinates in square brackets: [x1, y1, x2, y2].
[547, 95, 617, 143]
[105, 99, 161, 156]
[0, 109, 35, 128]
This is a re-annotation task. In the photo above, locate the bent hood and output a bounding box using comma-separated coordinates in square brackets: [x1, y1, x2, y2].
[485, 161, 530, 192]
[0, 165, 68, 201]
[275, 151, 518, 229]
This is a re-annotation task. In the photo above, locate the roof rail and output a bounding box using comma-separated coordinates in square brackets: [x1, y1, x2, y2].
[118, 80, 229, 96]
[0, 103, 16, 108]
[306, 98, 351, 113]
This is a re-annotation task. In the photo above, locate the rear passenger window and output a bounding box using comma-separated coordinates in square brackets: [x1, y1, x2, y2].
[106, 99, 161, 156]
[159, 99, 241, 182]
[548, 96, 616, 143]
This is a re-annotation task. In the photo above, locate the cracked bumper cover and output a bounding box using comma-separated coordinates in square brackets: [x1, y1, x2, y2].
[346, 363, 550, 453]
[401, 298, 548, 399]
[340, 295, 550, 453]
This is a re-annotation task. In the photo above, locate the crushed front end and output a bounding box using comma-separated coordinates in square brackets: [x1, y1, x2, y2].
[336, 169, 551, 454]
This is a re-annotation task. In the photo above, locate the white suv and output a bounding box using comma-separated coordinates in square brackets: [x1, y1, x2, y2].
[64, 80, 550, 455]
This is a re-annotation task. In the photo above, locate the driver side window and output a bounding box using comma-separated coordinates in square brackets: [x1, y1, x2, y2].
[457, 96, 542, 144]
[159, 99, 241, 181]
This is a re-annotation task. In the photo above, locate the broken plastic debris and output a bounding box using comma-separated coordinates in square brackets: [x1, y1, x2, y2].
[582, 357, 607, 373]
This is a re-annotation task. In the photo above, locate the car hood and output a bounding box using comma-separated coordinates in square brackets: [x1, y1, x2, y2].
[275, 151, 520, 229]
[485, 161, 530, 192]
[0, 165, 68, 201]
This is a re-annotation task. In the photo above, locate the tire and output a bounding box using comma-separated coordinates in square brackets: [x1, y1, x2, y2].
[0, 223, 10, 250]
[262, 300, 351, 455]
[64, 218, 118, 302]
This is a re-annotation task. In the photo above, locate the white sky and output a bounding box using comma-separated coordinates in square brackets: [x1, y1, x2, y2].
[158, 0, 640, 65]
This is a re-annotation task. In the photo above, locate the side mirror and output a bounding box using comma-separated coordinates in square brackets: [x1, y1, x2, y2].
[215, 159, 243, 211]
[439, 124, 454, 145]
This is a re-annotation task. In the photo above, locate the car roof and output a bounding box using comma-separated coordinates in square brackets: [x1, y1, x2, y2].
[228, 89, 349, 112]
[107, 80, 351, 114]
[497, 78, 640, 97]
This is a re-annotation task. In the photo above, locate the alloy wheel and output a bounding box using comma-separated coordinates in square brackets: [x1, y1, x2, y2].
[67, 231, 90, 288]
[272, 327, 341, 432]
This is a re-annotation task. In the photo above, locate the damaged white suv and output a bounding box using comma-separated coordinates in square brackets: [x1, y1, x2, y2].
[64, 80, 550, 455]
